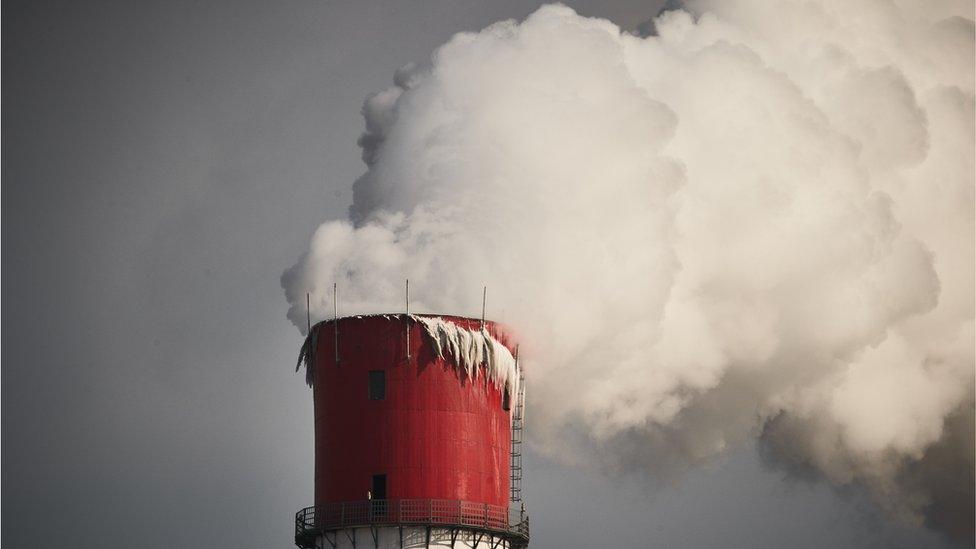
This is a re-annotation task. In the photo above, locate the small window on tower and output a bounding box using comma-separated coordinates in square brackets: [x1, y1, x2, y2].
[368, 370, 386, 400]
[502, 384, 511, 411]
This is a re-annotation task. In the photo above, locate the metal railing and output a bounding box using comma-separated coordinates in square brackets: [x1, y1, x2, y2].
[295, 499, 529, 547]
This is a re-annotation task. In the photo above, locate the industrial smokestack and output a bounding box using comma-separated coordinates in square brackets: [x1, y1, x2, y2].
[283, 1, 975, 541]
[293, 314, 528, 549]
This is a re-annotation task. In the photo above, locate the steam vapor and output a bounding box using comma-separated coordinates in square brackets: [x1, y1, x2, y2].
[283, 0, 975, 540]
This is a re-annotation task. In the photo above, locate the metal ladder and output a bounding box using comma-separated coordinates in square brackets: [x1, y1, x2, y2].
[510, 371, 525, 503]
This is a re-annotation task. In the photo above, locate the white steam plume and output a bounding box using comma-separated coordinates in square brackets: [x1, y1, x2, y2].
[282, 1, 975, 539]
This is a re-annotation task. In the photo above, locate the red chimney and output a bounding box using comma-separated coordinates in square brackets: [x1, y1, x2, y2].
[294, 314, 528, 549]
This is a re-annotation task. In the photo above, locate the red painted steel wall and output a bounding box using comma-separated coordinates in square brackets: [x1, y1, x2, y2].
[310, 315, 514, 508]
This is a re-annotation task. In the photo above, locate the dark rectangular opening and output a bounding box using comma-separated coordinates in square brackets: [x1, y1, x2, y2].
[368, 370, 386, 400]
[371, 474, 387, 500]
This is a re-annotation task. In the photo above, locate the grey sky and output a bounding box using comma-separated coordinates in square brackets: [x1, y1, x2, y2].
[1, 1, 960, 547]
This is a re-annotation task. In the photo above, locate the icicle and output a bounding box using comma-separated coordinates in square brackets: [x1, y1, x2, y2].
[295, 325, 318, 387]
[412, 315, 520, 404]
[295, 315, 520, 402]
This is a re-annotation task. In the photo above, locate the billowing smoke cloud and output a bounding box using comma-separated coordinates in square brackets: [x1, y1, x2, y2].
[282, 1, 975, 540]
